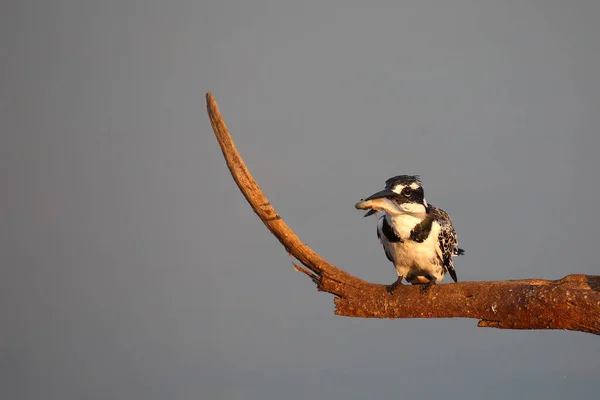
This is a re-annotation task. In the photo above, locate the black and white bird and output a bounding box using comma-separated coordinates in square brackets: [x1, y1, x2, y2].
[355, 175, 464, 293]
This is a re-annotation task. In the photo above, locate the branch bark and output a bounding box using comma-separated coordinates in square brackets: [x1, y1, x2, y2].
[206, 92, 600, 335]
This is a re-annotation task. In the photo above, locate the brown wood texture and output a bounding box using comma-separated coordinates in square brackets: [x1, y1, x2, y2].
[206, 92, 600, 335]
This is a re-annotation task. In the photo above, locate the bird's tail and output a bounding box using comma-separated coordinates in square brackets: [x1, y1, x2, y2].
[447, 265, 458, 282]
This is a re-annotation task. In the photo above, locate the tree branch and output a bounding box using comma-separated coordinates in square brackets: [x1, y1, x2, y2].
[206, 92, 600, 335]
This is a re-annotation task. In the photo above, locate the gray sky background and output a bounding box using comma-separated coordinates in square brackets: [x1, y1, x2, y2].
[2, 1, 600, 399]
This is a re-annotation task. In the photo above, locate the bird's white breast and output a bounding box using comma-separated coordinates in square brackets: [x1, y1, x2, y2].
[388, 211, 423, 239]
[378, 214, 444, 282]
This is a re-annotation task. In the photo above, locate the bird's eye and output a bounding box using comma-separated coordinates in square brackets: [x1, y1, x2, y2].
[402, 187, 412, 197]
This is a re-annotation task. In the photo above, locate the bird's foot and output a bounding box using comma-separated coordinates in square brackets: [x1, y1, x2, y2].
[419, 280, 436, 294]
[386, 276, 404, 294]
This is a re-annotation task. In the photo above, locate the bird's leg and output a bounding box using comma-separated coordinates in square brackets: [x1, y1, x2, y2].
[419, 276, 437, 294]
[386, 276, 404, 294]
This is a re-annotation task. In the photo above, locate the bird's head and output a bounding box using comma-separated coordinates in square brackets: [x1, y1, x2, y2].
[355, 175, 429, 217]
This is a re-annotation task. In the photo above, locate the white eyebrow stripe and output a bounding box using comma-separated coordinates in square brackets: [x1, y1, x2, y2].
[409, 182, 420, 190]
[391, 184, 406, 194]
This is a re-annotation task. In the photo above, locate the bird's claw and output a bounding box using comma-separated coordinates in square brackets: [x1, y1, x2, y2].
[386, 276, 404, 294]
[419, 280, 436, 294]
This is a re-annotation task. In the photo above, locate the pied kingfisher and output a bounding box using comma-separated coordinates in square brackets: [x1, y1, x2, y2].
[355, 175, 464, 293]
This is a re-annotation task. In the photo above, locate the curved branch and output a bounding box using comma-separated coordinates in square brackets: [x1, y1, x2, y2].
[206, 92, 600, 335]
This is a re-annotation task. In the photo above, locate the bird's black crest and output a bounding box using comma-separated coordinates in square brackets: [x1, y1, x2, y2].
[385, 175, 421, 188]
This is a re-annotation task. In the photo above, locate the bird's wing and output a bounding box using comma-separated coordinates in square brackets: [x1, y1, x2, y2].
[431, 207, 460, 282]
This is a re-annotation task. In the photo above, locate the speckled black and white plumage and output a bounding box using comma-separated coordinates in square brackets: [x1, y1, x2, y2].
[421, 206, 461, 283]
[356, 175, 464, 293]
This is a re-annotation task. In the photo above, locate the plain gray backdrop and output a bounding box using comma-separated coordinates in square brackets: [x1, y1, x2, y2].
[2, 1, 599, 399]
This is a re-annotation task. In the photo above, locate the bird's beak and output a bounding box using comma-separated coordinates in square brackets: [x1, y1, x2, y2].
[355, 189, 401, 217]
[363, 188, 397, 201]
[362, 209, 378, 218]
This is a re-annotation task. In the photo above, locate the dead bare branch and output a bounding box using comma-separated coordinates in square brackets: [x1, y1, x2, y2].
[206, 92, 600, 335]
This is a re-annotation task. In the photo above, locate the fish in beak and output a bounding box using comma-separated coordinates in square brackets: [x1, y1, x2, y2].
[355, 188, 402, 217]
